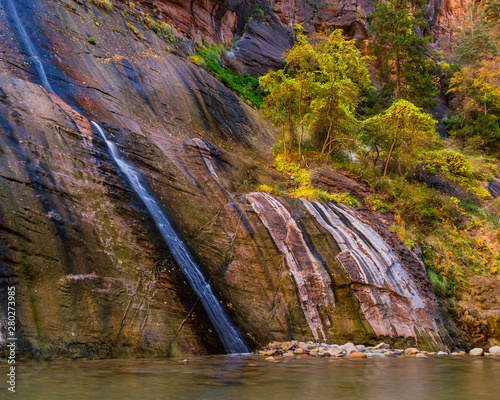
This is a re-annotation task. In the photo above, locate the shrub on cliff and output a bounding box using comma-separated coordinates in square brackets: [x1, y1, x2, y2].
[361, 99, 439, 176]
[90, 0, 113, 11]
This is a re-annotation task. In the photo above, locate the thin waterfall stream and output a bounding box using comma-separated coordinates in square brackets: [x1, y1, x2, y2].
[92, 122, 249, 354]
[4, 0, 54, 93]
[5, 0, 248, 354]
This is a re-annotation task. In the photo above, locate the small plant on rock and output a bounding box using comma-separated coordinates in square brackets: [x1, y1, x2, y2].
[127, 23, 143, 39]
[90, 0, 113, 11]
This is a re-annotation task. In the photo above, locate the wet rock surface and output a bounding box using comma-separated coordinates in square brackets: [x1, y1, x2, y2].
[488, 178, 500, 199]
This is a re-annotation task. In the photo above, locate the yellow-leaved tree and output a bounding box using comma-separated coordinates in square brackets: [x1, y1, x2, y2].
[259, 25, 371, 159]
[362, 99, 439, 176]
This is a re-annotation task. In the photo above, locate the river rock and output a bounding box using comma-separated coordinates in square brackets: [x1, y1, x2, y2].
[469, 348, 485, 356]
[367, 353, 386, 358]
[438, 351, 448, 356]
[405, 348, 419, 355]
[416, 353, 427, 358]
[374, 342, 390, 350]
[349, 351, 367, 358]
[281, 342, 293, 351]
[489, 346, 500, 355]
[327, 349, 342, 356]
[265, 356, 276, 361]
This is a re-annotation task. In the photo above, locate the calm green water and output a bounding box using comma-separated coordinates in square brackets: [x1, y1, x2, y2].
[6, 355, 500, 399]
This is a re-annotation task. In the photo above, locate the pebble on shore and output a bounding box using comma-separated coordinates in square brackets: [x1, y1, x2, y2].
[469, 348, 485, 356]
[257, 341, 500, 359]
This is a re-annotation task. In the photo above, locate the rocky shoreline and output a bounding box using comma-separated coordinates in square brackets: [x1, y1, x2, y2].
[258, 341, 500, 360]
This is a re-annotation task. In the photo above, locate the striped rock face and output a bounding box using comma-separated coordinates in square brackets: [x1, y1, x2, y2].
[245, 193, 446, 347]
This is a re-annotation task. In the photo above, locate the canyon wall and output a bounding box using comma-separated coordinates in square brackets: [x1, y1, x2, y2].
[0, 0, 462, 359]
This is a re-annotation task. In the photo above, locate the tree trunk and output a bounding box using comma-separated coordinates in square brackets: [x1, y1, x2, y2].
[395, 48, 401, 99]
[321, 106, 333, 155]
[282, 121, 287, 161]
[384, 132, 398, 176]
[298, 81, 304, 159]
[393, 0, 401, 100]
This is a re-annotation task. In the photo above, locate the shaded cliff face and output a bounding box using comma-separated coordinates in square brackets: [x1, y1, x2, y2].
[424, 0, 474, 55]
[0, 0, 451, 359]
[123, 0, 471, 77]
[124, 0, 374, 76]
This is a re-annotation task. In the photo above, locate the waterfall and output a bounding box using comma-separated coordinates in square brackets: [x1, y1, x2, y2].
[92, 122, 249, 354]
[4, 0, 54, 94]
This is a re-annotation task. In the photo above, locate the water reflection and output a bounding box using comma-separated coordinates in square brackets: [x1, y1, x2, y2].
[8, 355, 500, 399]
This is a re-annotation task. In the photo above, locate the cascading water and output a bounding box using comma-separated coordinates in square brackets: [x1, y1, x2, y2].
[4, 0, 54, 94]
[92, 122, 249, 354]
[5, 0, 247, 354]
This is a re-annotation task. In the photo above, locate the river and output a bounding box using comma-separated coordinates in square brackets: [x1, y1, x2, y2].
[9, 355, 500, 399]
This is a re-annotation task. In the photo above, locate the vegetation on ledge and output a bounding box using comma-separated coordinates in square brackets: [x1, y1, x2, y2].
[257, 21, 500, 303]
[258, 152, 358, 207]
[189, 45, 263, 108]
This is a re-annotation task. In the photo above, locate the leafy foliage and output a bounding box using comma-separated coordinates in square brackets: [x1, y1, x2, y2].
[362, 99, 439, 175]
[447, 1, 500, 153]
[260, 154, 358, 206]
[90, 0, 113, 11]
[190, 45, 263, 108]
[259, 26, 371, 158]
[369, 0, 439, 106]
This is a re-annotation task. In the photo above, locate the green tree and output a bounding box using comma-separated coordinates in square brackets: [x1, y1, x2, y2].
[305, 30, 371, 154]
[259, 69, 299, 160]
[447, 1, 500, 151]
[454, 4, 497, 67]
[369, 0, 439, 106]
[259, 26, 371, 158]
[362, 99, 438, 176]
